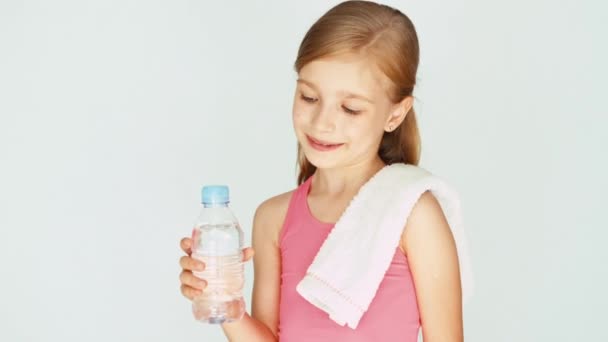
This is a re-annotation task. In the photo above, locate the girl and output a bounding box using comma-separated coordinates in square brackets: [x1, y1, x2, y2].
[179, 1, 464, 341]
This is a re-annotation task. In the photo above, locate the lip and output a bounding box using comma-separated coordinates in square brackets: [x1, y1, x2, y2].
[306, 135, 344, 152]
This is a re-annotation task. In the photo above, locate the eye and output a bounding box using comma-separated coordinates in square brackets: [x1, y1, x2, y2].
[342, 105, 361, 115]
[300, 93, 318, 103]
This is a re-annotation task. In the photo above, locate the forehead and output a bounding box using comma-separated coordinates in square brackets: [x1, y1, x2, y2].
[298, 53, 391, 98]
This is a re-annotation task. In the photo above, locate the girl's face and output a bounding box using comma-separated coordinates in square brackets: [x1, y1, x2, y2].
[292, 53, 409, 170]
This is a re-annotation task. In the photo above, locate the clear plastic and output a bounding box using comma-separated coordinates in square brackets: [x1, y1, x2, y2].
[190, 203, 245, 324]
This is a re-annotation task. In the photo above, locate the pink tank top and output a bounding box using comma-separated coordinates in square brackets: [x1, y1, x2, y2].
[278, 176, 421, 341]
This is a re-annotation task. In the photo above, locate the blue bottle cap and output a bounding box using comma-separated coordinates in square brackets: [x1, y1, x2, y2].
[201, 185, 229, 204]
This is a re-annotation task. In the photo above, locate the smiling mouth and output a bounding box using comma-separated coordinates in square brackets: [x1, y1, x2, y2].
[306, 135, 344, 151]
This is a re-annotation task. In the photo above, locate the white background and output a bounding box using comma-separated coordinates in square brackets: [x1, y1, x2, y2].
[1, 0, 606, 341]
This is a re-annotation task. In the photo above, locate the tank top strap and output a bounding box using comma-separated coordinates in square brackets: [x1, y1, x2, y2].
[278, 176, 313, 245]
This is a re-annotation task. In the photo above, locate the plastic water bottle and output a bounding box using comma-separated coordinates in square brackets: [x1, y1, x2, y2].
[191, 185, 245, 324]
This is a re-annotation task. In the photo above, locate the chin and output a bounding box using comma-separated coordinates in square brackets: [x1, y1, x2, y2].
[301, 148, 345, 170]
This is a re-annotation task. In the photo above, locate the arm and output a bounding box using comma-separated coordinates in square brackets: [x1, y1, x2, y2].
[221, 194, 287, 341]
[401, 191, 464, 342]
[220, 312, 276, 342]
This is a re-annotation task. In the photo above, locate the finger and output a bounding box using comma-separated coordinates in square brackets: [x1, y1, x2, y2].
[180, 271, 207, 290]
[242, 247, 255, 262]
[180, 237, 192, 255]
[180, 255, 205, 272]
[180, 284, 202, 301]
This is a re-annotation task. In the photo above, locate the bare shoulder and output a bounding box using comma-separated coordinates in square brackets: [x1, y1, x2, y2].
[253, 189, 295, 245]
[409, 191, 446, 222]
[399, 191, 463, 339]
[400, 191, 454, 254]
[250, 189, 295, 336]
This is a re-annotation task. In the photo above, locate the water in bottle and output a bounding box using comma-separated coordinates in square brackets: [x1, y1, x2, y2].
[191, 185, 245, 324]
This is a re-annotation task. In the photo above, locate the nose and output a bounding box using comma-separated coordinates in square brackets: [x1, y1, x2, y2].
[310, 105, 336, 133]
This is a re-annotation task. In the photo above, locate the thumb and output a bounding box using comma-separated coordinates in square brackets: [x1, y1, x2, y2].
[242, 247, 255, 262]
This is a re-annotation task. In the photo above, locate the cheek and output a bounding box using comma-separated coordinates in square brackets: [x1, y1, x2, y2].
[346, 120, 384, 145]
[291, 109, 305, 137]
[292, 102, 309, 126]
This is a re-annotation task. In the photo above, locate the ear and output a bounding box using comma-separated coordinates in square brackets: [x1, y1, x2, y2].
[384, 96, 414, 132]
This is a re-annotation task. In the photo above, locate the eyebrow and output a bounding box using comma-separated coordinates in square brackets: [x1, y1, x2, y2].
[297, 78, 375, 104]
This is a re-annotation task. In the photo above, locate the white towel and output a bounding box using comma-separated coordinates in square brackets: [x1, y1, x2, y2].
[295, 163, 474, 329]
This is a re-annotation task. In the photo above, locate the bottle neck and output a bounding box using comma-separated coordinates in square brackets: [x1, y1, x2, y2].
[203, 202, 229, 208]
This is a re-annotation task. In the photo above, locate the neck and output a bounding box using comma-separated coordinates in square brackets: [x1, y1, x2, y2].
[311, 156, 386, 196]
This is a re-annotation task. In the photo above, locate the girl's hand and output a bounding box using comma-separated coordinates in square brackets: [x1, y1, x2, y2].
[179, 237, 255, 300]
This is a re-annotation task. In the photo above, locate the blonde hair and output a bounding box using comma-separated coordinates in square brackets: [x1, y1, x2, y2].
[295, 0, 421, 185]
